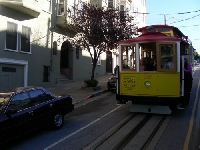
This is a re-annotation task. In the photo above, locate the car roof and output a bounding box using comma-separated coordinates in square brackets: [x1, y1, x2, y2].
[0, 86, 43, 94]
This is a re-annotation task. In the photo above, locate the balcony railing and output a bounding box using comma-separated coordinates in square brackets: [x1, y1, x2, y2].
[0, 0, 41, 17]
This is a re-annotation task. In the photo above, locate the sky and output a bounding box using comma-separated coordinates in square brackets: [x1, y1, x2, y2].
[146, 0, 200, 54]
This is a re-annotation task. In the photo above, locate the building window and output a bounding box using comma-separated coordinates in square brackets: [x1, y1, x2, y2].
[21, 26, 31, 53]
[115, 0, 119, 8]
[2, 67, 16, 72]
[108, 0, 113, 8]
[120, 5, 124, 11]
[43, 0, 52, 13]
[43, 66, 50, 82]
[120, 5, 125, 22]
[53, 41, 57, 55]
[57, 0, 64, 15]
[6, 22, 18, 51]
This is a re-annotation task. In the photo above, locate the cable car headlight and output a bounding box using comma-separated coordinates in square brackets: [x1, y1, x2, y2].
[144, 81, 151, 87]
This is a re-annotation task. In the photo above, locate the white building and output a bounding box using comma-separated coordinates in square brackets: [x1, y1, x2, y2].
[110, 0, 147, 70]
[0, 0, 146, 90]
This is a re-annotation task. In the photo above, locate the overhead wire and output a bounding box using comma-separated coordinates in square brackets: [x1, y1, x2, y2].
[169, 14, 200, 24]
[138, 9, 200, 49]
[132, 9, 200, 15]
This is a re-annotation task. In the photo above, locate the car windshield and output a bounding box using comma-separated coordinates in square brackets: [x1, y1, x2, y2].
[0, 92, 12, 113]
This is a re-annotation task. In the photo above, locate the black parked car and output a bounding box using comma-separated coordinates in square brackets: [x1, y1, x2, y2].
[0, 86, 74, 146]
[107, 74, 117, 91]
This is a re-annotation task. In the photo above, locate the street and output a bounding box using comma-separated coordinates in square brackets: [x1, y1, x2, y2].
[5, 65, 200, 150]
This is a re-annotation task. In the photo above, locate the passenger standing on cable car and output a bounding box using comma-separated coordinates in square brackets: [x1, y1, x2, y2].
[182, 58, 193, 106]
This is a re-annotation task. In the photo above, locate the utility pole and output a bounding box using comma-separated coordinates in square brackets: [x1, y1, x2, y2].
[164, 15, 174, 25]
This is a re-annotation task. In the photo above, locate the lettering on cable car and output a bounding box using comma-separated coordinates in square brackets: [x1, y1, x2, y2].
[123, 75, 136, 91]
[144, 74, 152, 79]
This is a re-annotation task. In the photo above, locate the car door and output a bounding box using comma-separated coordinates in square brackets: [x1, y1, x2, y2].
[0, 91, 34, 143]
[28, 89, 55, 127]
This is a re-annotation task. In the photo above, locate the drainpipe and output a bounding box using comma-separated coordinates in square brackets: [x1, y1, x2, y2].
[50, 31, 53, 71]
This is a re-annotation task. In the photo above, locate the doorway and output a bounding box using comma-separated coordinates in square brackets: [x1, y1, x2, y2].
[106, 51, 112, 73]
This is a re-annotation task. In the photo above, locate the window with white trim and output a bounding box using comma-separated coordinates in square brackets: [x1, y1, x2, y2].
[21, 26, 31, 53]
[6, 22, 18, 51]
[57, 0, 64, 15]
[43, 0, 52, 13]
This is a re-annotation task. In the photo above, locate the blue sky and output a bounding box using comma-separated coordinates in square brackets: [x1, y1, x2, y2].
[146, 0, 200, 53]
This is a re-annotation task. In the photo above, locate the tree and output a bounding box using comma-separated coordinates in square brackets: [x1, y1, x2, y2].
[193, 51, 199, 60]
[67, 2, 137, 81]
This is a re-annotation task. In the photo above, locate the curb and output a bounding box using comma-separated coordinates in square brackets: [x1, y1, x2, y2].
[86, 90, 108, 99]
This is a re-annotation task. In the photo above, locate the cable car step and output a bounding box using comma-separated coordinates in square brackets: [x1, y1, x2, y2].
[129, 104, 172, 114]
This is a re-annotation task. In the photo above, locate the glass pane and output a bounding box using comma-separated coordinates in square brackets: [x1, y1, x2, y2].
[29, 89, 44, 99]
[158, 28, 170, 32]
[9, 92, 30, 110]
[21, 26, 30, 52]
[122, 46, 135, 70]
[159, 44, 174, 69]
[6, 22, 17, 50]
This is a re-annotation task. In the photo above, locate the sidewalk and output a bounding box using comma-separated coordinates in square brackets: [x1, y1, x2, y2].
[46, 74, 111, 104]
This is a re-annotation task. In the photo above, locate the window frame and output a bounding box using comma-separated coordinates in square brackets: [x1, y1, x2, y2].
[57, 0, 65, 16]
[29, 89, 53, 105]
[20, 25, 31, 53]
[108, 0, 114, 8]
[5, 20, 32, 53]
[156, 42, 177, 72]
[121, 46, 136, 71]
[5, 21, 18, 51]
[9, 92, 31, 111]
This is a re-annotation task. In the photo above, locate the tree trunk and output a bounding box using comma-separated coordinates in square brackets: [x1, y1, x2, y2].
[91, 61, 97, 80]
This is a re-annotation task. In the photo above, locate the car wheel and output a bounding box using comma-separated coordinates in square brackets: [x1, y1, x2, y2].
[0, 142, 4, 150]
[52, 112, 64, 130]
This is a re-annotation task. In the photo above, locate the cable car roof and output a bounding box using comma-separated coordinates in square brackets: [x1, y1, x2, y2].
[118, 32, 181, 44]
[138, 24, 176, 32]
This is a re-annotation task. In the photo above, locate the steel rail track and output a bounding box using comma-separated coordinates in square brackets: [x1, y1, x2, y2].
[84, 113, 168, 150]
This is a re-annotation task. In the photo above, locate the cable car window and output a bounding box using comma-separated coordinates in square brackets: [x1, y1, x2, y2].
[157, 28, 170, 32]
[122, 46, 136, 70]
[157, 43, 176, 71]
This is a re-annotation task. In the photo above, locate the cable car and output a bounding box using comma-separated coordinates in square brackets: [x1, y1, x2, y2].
[116, 25, 193, 114]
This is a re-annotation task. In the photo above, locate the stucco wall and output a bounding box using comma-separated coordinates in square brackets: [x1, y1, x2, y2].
[0, 2, 61, 87]
[71, 48, 107, 81]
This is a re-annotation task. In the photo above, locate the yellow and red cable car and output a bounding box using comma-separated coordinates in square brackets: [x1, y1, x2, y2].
[116, 25, 193, 114]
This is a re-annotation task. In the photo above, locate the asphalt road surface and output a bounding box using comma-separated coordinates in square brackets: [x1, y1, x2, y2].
[5, 65, 200, 150]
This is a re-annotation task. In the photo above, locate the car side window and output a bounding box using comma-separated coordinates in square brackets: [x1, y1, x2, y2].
[8, 92, 31, 111]
[29, 89, 53, 105]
